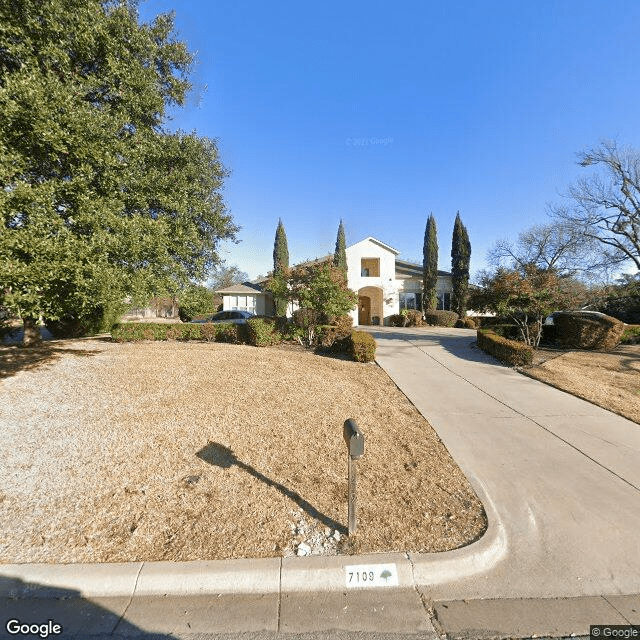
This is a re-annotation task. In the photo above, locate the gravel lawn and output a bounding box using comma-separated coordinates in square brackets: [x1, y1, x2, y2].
[0, 339, 487, 563]
[521, 344, 640, 424]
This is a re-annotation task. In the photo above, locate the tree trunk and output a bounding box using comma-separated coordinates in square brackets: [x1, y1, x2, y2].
[22, 317, 42, 347]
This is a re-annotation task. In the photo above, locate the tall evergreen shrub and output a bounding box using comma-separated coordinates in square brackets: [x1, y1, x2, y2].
[423, 214, 438, 311]
[451, 212, 472, 317]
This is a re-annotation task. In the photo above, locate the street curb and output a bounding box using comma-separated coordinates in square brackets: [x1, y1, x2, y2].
[0, 474, 506, 599]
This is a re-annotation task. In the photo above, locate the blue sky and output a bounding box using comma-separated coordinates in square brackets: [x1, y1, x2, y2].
[139, 0, 640, 282]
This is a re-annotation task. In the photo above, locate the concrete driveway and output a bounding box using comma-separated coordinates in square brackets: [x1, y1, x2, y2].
[366, 326, 640, 600]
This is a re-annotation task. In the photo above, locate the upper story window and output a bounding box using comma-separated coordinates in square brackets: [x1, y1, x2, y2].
[360, 257, 380, 277]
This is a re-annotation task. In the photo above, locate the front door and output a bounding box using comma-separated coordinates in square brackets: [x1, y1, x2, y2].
[358, 296, 371, 325]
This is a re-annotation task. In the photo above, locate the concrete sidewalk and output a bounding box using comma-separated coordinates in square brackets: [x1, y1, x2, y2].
[1, 326, 638, 638]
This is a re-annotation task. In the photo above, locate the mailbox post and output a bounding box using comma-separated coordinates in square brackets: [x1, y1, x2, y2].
[343, 418, 364, 536]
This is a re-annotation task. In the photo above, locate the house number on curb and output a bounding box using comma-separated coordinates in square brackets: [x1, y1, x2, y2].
[345, 563, 399, 588]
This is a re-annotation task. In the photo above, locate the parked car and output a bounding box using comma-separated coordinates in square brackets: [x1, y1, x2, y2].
[190, 310, 254, 324]
[544, 310, 607, 325]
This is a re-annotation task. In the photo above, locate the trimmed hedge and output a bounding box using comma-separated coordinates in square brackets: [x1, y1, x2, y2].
[553, 312, 625, 351]
[389, 313, 406, 327]
[110, 322, 245, 343]
[111, 319, 376, 363]
[348, 331, 377, 362]
[246, 317, 281, 346]
[423, 310, 459, 327]
[477, 328, 533, 366]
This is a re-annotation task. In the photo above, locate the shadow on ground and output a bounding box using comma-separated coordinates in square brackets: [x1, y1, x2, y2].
[0, 576, 177, 639]
[0, 344, 103, 380]
[197, 442, 348, 536]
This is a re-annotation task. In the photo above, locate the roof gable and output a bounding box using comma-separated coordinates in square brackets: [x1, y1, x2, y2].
[347, 237, 399, 255]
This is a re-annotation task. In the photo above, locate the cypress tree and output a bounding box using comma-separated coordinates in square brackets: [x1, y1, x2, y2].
[333, 219, 347, 273]
[272, 219, 290, 315]
[451, 212, 472, 317]
[423, 214, 438, 311]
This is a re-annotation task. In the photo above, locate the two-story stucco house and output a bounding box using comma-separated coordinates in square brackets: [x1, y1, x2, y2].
[217, 237, 453, 327]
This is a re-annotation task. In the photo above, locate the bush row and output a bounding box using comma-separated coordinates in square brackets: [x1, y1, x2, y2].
[388, 309, 460, 327]
[476, 328, 533, 366]
[110, 315, 377, 362]
[111, 322, 243, 343]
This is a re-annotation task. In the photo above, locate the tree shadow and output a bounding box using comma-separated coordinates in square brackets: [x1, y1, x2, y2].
[0, 575, 177, 639]
[197, 442, 347, 536]
[0, 344, 103, 380]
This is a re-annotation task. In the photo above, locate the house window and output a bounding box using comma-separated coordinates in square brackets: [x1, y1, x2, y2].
[360, 258, 380, 277]
[230, 295, 256, 313]
[437, 293, 451, 311]
[400, 293, 416, 310]
[400, 292, 423, 311]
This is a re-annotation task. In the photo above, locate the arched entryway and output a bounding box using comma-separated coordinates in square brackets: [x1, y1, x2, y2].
[358, 286, 383, 325]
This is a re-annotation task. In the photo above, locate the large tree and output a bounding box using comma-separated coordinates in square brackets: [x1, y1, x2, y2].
[450, 212, 471, 317]
[550, 140, 640, 272]
[422, 214, 438, 311]
[0, 0, 238, 345]
[333, 219, 347, 273]
[487, 222, 600, 279]
[272, 218, 290, 315]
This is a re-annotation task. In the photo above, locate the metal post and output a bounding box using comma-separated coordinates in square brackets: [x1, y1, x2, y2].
[343, 418, 364, 537]
[348, 455, 357, 535]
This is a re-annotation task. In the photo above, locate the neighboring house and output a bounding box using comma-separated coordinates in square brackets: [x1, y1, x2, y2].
[216, 282, 275, 316]
[121, 297, 179, 321]
[217, 237, 454, 327]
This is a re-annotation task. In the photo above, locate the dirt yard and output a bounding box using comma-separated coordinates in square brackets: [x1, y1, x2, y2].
[0, 339, 487, 563]
[522, 344, 640, 424]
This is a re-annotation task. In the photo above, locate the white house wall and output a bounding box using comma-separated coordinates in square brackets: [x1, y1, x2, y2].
[346, 239, 399, 326]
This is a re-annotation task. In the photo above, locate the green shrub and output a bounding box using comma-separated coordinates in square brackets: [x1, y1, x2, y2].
[554, 312, 625, 351]
[215, 322, 240, 343]
[179, 323, 202, 340]
[111, 322, 163, 342]
[46, 299, 130, 338]
[463, 317, 477, 329]
[247, 317, 281, 346]
[348, 330, 377, 362]
[477, 328, 533, 366]
[389, 313, 406, 327]
[423, 310, 459, 327]
[621, 325, 640, 344]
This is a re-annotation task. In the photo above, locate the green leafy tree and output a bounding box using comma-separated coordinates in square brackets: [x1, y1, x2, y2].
[298, 263, 357, 319]
[422, 214, 438, 311]
[333, 219, 347, 273]
[177, 284, 217, 322]
[451, 212, 471, 317]
[272, 219, 290, 315]
[0, 0, 237, 345]
[266, 261, 357, 344]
